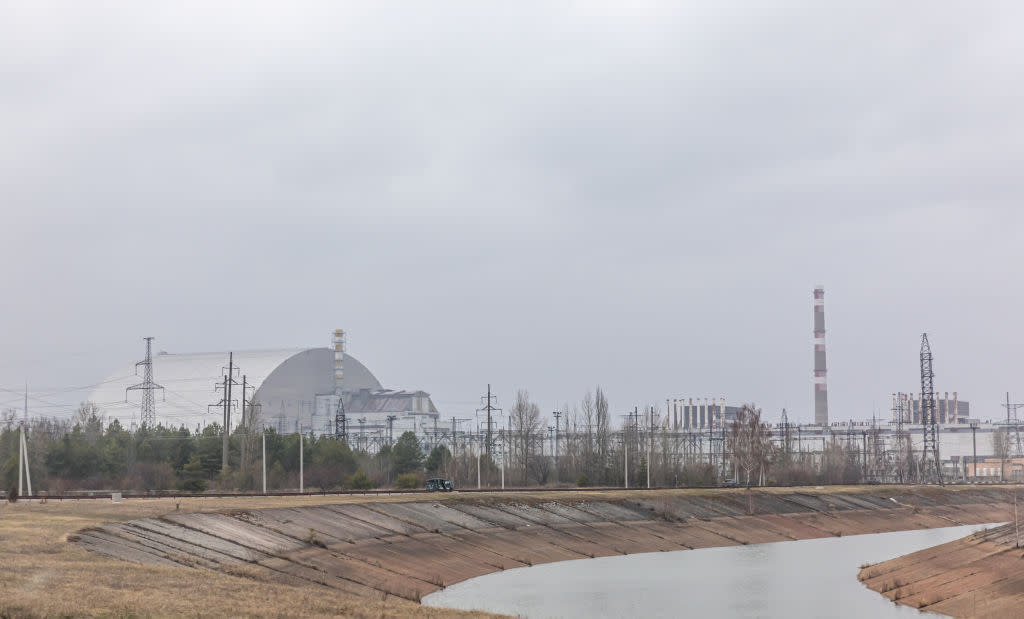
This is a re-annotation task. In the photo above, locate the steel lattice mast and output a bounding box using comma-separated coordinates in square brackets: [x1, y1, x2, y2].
[333, 330, 348, 442]
[920, 333, 942, 484]
[126, 337, 163, 427]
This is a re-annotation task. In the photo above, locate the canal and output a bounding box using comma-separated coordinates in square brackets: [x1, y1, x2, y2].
[423, 523, 994, 618]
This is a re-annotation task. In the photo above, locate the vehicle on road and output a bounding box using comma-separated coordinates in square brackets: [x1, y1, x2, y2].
[425, 478, 453, 492]
[721, 479, 739, 488]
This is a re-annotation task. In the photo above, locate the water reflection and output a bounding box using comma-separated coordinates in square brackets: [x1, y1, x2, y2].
[423, 524, 995, 618]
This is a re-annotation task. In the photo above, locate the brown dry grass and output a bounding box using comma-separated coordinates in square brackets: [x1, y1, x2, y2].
[0, 494, 500, 618]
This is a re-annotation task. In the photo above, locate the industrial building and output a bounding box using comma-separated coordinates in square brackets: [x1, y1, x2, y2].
[891, 392, 970, 425]
[667, 398, 740, 430]
[89, 331, 441, 445]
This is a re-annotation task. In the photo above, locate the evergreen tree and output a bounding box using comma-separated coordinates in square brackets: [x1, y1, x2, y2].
[391, 432, 424, 475]
[179, 454, 207, 492]
[425, 444, 451, 475]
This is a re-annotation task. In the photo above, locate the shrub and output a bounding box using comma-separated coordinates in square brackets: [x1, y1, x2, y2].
[576, 474, 590, 487]
[178, 478, 208, 493]
[395, 473, 422, 489]
[349, 470, 374, 490]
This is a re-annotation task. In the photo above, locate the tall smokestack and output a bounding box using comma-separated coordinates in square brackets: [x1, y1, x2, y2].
[813, 287, 829, 425]
[332, 329, 346, 396]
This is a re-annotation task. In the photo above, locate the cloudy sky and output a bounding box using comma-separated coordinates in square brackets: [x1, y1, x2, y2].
[2, 2, 1022, 426]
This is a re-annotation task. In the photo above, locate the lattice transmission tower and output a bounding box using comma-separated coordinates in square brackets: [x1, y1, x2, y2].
[333, 330, 348, 442]
[920, 334, 942, 485]
[1002, 392, 1024, 458]
[126, 336, 164, 427]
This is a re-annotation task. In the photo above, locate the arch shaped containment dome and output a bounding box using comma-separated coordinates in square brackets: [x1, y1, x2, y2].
[87, 348, 381, 432]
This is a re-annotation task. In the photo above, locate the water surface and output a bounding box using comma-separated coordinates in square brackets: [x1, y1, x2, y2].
[423, 524, 994, 618]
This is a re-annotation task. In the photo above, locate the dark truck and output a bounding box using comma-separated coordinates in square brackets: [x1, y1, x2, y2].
[425, 478, 453, 492]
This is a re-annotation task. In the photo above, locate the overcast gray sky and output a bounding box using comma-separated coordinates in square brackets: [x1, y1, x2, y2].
[2, 2, 1023, 426]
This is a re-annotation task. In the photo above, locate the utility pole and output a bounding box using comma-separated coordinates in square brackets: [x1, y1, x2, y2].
[19, 423, 30, 497]
[478, 385, 500, 456]
[126, 337, 164, 427]
[861, 431, 867, 480]
[239, 375, 256, 475]
[299, 432, 304, 493]
[649, 407, 655, 489]
[22, 423, 32, 496]
[218, 353, 238, 472]
[721, 417, 727, 480]
[18, 424, 23, 497]
[261, 430, 266, 494]
[624, 434, 629, 489]
[971, 421, 978, 482]
[552, 410, 562, 483]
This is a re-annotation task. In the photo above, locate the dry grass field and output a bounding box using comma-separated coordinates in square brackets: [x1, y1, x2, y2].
[0, 494, 496, 618]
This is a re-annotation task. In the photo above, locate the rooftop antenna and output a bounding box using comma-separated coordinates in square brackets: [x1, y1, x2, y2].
[126, 337, 164, 427]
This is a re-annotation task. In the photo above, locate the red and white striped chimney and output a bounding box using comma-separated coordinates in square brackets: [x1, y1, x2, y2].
[813, 287, 829, 425]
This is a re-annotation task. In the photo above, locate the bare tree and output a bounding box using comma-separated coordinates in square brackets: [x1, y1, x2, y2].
[728, 404, 774, 486]
[73, 402, 105, 444]
[580, 392, 596, 484]
[995, 426, 1011, 482]
[238, 400, 264, 489]
[1, 409, 18, 431]
[595, 387, 610, 483]
[509, 389, 542, 485]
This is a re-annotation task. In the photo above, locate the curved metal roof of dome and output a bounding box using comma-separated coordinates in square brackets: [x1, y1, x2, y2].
[88, 348, 381, 430]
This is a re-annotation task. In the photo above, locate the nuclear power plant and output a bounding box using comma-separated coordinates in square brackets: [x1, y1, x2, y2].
[89, 330, 442, 445]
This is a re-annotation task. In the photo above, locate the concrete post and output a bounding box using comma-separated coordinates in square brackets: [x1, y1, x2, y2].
[21, 429, 31, 496]
[624, 437, 629, 489]
[18, 424, 23, 498]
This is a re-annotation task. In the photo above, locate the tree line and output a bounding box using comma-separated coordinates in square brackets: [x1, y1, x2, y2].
[2, 394, 875, 495]
[0, 403, 436, 494]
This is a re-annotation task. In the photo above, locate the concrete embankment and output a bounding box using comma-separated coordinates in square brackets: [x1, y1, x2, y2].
[74, 487, 1016, 603]
[860, 515, 1024, 617]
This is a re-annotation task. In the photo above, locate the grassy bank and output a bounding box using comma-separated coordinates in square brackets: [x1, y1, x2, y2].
[0, 494, 492, 617]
